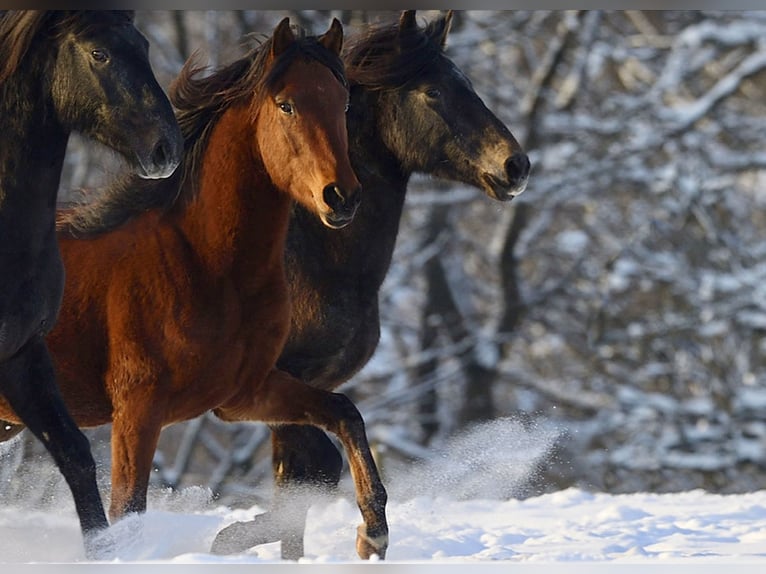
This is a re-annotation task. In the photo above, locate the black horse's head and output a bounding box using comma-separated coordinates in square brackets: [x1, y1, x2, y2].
[47, 11, 182, 179]
[346, 10, 530, 201]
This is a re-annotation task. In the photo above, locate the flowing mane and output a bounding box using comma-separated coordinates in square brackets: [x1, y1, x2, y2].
[342, 13, 450, 89]
[57, 24, 347, 238]
[0, 11, 134, 83]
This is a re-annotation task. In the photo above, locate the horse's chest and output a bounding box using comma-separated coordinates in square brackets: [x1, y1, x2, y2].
[176, 280, 290, 399]
[280, 287, 380, 389]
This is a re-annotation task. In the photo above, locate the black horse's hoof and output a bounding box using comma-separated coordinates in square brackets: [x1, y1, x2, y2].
[83, 526, 118, 561]
[210, 516, 279, 556]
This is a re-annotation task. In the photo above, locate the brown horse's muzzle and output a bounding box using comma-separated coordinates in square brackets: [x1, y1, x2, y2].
[321, 183, 362, 228]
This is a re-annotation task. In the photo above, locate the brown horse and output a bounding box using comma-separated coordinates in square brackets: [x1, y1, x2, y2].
[0, 18, 389, 560]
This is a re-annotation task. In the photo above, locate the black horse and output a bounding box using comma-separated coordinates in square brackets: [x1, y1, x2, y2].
[212, 11, 530, 559]
[0, 11, 182, 557]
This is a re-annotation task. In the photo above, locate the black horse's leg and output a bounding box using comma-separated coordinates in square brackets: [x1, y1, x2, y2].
[0, 335, 110, 558]
[272, 424, 343, 559]
[211, 424, 342, 559]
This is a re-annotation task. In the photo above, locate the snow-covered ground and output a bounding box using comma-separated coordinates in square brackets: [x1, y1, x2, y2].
[2, 419, 766, 568]
[3, 485, 766, 568]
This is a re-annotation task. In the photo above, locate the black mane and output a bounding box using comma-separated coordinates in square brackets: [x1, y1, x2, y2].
[343, 14, 449, 90]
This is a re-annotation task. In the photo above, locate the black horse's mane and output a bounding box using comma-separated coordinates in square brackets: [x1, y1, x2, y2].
[0, 11, 134, 83]
[57, 24, 346, 238]
[343, 13, 450, 90]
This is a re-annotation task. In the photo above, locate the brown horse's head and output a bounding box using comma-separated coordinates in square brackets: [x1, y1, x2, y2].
[253, 18, 360, 229]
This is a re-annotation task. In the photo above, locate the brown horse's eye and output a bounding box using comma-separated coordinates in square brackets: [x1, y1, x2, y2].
[278, 102, 294, 115]
[91, 49, 110, 64]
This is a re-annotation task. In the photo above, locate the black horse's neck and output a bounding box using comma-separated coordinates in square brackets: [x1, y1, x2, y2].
[0, 42, 68, 235]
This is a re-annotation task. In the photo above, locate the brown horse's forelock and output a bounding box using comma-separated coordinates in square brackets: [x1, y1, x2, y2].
[57, 25, 347, 238]
[343, 19, 441, 91]
[0, 11, 134, 83]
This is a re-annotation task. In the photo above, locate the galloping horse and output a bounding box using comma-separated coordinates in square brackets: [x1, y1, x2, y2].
[0, 17, 389, 560]
[212, 10, 531, 560]
[0, 10, 181, 556]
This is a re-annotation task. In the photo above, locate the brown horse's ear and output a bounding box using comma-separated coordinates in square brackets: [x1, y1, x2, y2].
[271, 17, 295, 59]
[319, 18, 343, 56]
[426, 11, 453, 50]
[399, 10, 418, 35]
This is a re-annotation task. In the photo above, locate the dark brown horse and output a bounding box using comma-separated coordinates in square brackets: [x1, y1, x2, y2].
[0, 17, 389, 560]
[0, 10, 181, 557]
[211, 10, 531, 560]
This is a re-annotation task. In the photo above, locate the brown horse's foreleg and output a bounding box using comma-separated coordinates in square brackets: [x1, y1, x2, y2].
[215, 369, 388, 560]
[109, 400, 165, 521]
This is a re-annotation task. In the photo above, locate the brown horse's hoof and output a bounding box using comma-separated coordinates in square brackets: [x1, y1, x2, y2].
[356, 523, 388, 560]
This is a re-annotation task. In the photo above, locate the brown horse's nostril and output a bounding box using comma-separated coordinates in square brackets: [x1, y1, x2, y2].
[322, 183, 360, 227]
[323, 183, 346, 209]
[505, 153, 530, 184]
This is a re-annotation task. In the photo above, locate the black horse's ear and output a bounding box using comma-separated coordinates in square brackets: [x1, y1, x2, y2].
[426, 11, 453, 49]
[399, 10, 418, 35]
[271, 17, 295, 59]
[319, 17, 343, 56]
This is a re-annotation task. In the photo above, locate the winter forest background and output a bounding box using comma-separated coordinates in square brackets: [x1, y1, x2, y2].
[5, 9, 766, 511]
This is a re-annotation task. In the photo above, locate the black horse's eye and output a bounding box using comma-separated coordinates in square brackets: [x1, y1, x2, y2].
[278, 101, 294, 115]
[425, 87, 441, 99]
[91, 49, 110, 63]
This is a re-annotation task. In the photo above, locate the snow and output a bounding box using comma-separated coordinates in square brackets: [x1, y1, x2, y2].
[2, 420, 766, 568]
[3, 485, 766, 568]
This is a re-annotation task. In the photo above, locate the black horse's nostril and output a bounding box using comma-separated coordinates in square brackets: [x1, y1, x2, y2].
[151, 139, 169, 169]
[505, 153, 531, 183]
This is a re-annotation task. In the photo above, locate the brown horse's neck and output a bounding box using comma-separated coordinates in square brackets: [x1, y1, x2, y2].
[176, 106, 291, 287]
